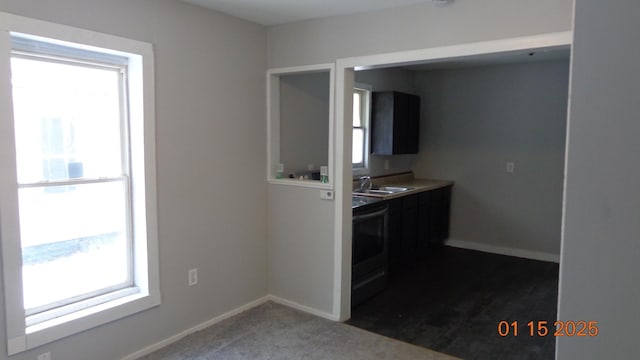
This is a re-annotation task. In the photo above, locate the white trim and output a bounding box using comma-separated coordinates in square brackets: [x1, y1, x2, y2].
[0, 12, 153, 58]
[0, 20, 25, 353]
[333, 31, 572, 321]
[268, 178, 333, 190]
[333, 64, 354, 321]
[266, 63, 335, 187]
[267, 295, 340, 321]
[7, 336, 26, 355]
[121, 296, 271, 360]
[267, 63, 334, 76]
[339, 31, 573, 70]
[351, 84, 372, 176]
[445, 239, 560, 263]
[353, 82, 373, 92]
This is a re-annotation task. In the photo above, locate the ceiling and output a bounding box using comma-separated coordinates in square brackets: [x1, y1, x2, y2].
[399, 47, 571, 72]
[182, 0, 446, 26]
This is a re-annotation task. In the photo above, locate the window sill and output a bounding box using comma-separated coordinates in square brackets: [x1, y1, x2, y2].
[10, 290, 160, 355]
[27, 287, 141, 331]
[268, 178, 333, 189]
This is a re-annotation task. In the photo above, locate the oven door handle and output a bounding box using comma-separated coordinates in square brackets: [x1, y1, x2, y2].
[353, 208, 388, 222]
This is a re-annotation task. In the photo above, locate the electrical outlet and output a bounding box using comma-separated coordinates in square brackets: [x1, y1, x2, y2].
[188, 268, 198, 286]
[506, 162, 515, 173]
[320, 190, 334, 200]
[37, 352, 51, 360]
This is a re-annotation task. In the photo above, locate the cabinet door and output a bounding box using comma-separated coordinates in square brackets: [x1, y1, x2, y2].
[371, 91, 420, 155]
[401, 194, 418, 259]
[417, 190, 432, 252]
[429, 186, 452, 246]
[392, 93, 409, 154]
[371, 92, 394, 155]
[386, 198, 403, 269]
[406, 93, 420, 153]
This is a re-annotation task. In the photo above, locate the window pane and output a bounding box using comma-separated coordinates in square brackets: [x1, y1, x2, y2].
[19, 181, 130, 311]
[353, 128, 364, 165]
[353, 92, 361, 127]
[11, 56, 124, 183]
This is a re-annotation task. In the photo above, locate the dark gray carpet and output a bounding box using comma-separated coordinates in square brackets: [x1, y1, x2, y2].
[140, 301, 460, 360]
[348, 246, 559, 360]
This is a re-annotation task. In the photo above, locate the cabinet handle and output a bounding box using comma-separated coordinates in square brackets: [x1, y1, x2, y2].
[353, 208, 388, 222]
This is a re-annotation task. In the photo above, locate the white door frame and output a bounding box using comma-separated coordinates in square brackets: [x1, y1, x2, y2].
[332, 31, 573, 321]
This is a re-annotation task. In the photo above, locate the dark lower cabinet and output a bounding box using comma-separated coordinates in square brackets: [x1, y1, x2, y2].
[418, 185, 452, 249]
[417, 190, 432, 251]
[387, 198, 403, 269]
[401, 193, 418, 260]
[388, 185, 452, 269]
[430, 185, 452, 246]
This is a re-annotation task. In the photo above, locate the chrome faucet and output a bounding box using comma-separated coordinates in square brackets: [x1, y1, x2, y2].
[358, 176, 372, 192]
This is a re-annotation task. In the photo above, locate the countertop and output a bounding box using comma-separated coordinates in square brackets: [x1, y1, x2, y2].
[353, 172, 454, 200]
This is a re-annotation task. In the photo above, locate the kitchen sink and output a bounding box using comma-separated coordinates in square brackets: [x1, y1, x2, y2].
[353, 186, 414, 196]
[372, 186, 412, 192]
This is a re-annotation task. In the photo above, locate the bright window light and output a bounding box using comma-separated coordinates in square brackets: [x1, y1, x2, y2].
[11, 52, 134, 319]
[353, 87, 370, 172]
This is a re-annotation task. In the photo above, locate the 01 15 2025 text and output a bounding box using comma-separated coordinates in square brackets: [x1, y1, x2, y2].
[497, 320, 599, 337]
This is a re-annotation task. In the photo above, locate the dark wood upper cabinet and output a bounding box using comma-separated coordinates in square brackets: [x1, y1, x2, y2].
[371, 91, 420, 155]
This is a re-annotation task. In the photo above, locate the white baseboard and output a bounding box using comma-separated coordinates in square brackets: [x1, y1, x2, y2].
[266, 295, 340, 321]
[121, 296, 270, 360]
[445, 239, 560, 263]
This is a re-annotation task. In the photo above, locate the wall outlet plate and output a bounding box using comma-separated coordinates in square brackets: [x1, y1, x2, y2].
[188, 268, 198, 286]
[320, 190, 334, 200]
[506, 162, 515, 173]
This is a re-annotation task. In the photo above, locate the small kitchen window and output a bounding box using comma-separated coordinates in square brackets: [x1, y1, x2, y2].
[352, 85, 371, 176]
[267, 64, 334, 188]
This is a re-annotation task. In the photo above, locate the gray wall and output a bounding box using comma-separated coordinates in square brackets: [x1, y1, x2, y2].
[279, 72, 330, 175]
[413, 60, 569, 257]
[0, 1, 267, 360]
[354, 68, 417, 177]
[557, 1, 640, 358]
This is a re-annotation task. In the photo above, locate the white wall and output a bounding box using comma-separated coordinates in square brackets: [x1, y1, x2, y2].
[557, 1, 640, 358]
[413, 60, 569, 258]
[266, 0, 574, 320]
[0, 1, 267, 359]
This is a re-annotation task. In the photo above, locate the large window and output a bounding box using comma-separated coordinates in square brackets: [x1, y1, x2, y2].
[12, 41, 134, 324]
[352, 86, 371, 175]
[0, 13, 159, 355]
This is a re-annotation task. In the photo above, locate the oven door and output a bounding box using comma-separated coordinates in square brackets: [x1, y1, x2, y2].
[352, 204, 388, 306]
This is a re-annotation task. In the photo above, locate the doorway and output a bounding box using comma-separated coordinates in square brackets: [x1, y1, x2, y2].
[332, 31, 572, 357]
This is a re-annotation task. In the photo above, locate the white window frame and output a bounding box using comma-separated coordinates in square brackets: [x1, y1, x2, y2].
[0, 12, 160, 355]
[352, 83, 372, 176]
[267, 64, 335, 189]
